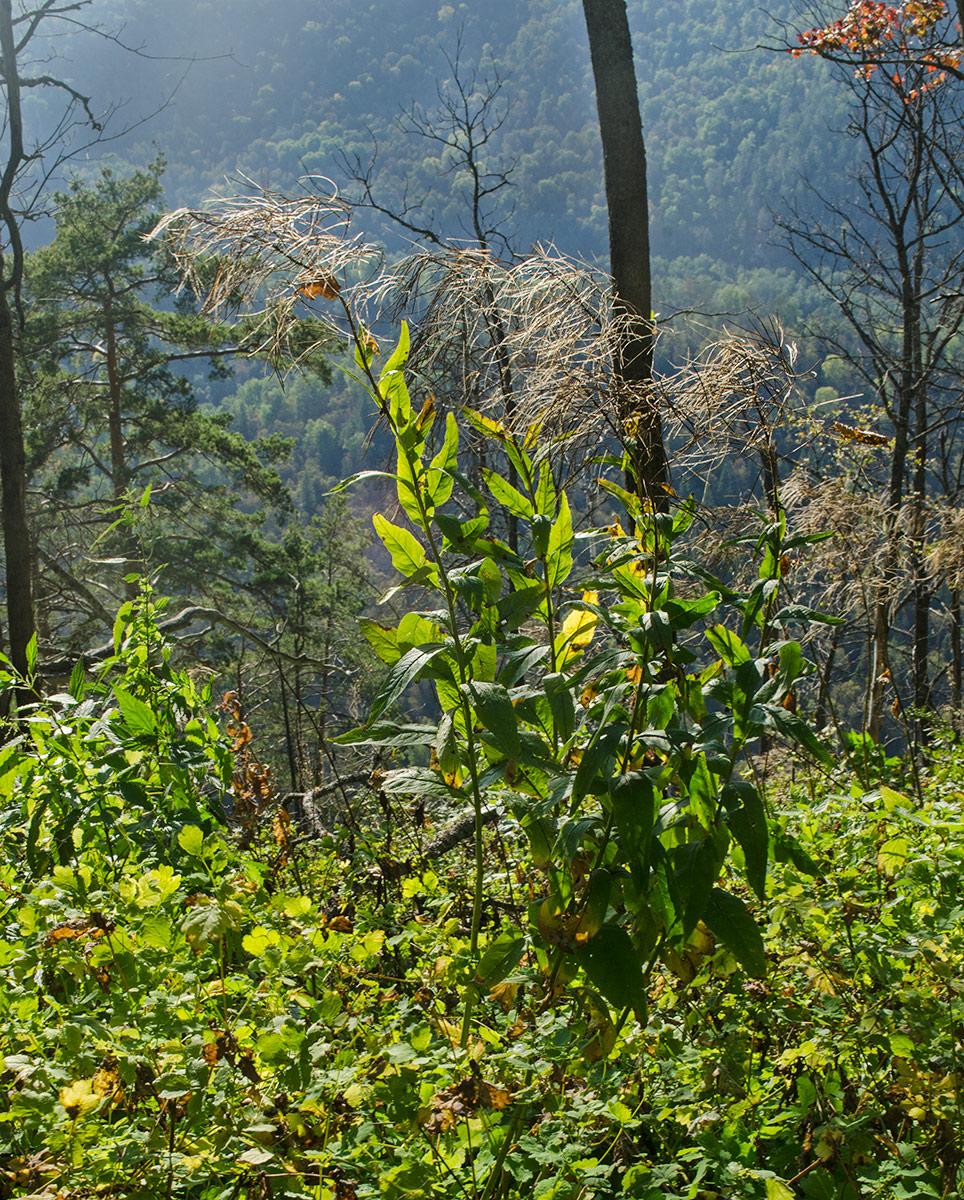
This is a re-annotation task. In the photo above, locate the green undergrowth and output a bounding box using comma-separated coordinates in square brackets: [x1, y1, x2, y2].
[0, 640, 961, 1199]
[1, 331, 963, 1198]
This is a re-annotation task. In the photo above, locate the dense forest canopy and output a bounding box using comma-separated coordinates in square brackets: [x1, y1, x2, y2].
[46, 2, 850, 282]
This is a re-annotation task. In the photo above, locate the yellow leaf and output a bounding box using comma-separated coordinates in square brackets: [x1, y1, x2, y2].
[554, 593, 599, 666]
[59, 1079, 101, 1120]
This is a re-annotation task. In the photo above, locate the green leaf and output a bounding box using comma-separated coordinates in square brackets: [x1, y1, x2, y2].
[181, 900, 234, 951]
[573, 724, 625, 802]
[395, 445, 425, 525]
[358, 619, 400, 665]
[674, 837, 721, 938]
[542, 672, 575, 742]
[610, 771, 656, 866]
[877, 837, 909, 877]
[381, 322, 410, 375]
[483, 468, 534, 519]
[545, 493, 574, 588]
[255, 1031, 288, 1064]
[724, 783, 768, 901]
[771, 827, 822, 877]
[765, 1182, 796, 1200]
[755, 702, 833, 766]
[372, 513, 427, 577]
[534, 462, 556, 516]
[68, 660, 86, 701]
[888, 1032, 915, 1058]
[113, 687, 156, 736]
[473, 930, 525, 989]
[425, 412, 458, 509]
[24, 634, 37, 676]
[333, 722, 437, 748]
[177, 825, 205, 857]
[380, 766, 464, 800]
[397, 612, 443, 650]
[470, 681, 521, 759]
[702, 888, 766, 977]
[575, 924, 646, 1019]
[368, 643, 451, 722]
[598, 476, 642, 521]
[140, 915, 172, 949]
[774, 604, 844, 626]
[705, 624, 751, 665]
[665, 593, 720, 630]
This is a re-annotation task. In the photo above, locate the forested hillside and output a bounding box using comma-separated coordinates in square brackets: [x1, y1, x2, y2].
[64, 1, 848, 298]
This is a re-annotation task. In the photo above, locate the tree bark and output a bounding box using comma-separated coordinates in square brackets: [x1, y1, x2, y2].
[582, 0, 669, 508]
[0, 280, 34, 680]
[0, 0, 36, 683]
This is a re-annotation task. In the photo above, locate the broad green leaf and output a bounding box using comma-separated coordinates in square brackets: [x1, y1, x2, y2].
[473, 930, 525, 989]
[672, 501, 696, 536]
[774, 604, 844, 626]
[397, 612, 443, 650]
[395, 445, 425, 524]
[545, 493, 574, 588]
[880, 784, 912, 811]
[368, 643, 451, 722]
[139, 915, 172, 950]
[877, 837, 909, 877]
[724, 782, 768, 901]
[705, 624, 751, 665]
[665, 593, 720, 630]
[765, 1182, 796, 1200]
[889, 1032, 915, 1058]
[372, 513, 426, 577]
[534, 462, 557, 516]
[674, 837, 721, 938]
[470, 639, 498, 683]
[703, 888, 766, 978]
[68, 660, 86, 701]
[575, 924, 646, 1019]
[497, 582, 546, 630]
[380, 766, 464, 799]
[425, 412, 458, 509]
[470, 681, 521, 759]
[255, 1031, 288, 1064]
[610, 771, 656, 866]
[771, 827, 822, 877]
[573, 723, 626, 802]
[181, 899, 235, 951]
[358, 619, 400, 665]
[598, 476, 642, 520]
[756, 702, 833, 766]
[483, 468, 534, 520]
[542, 672, 575, 742]
[113, 687, 156, 736]
[177, 825, 205, 857]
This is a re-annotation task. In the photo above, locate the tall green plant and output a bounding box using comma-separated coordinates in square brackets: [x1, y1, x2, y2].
[337, 326, 834, 1048]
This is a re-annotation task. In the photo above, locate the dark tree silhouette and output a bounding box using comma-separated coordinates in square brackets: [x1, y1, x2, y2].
[582, 0, 669, 509]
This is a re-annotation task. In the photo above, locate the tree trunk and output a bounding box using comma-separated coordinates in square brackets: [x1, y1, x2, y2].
[0, 280, 35, 682]
[582, 0, 669, 508]
[0, 0, 36, 685]
[950, 588, 962, 729]
[868, 598, 890, 741]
